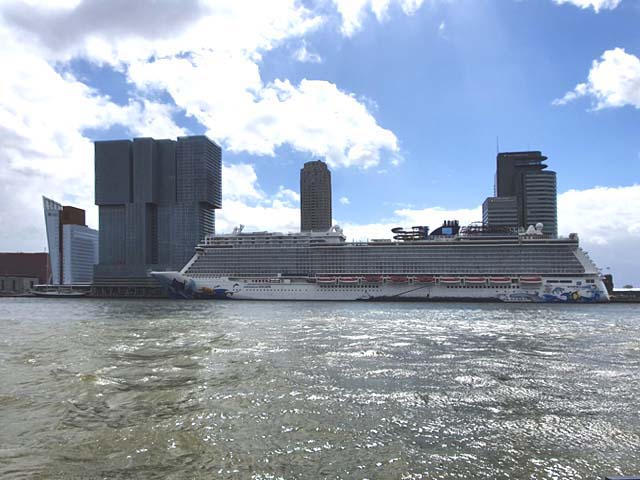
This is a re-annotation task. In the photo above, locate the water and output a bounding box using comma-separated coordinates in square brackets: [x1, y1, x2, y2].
[0, 299, 639, 479]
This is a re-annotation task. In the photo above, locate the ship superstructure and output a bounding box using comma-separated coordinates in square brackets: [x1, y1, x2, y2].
[151, 222, 609, 302]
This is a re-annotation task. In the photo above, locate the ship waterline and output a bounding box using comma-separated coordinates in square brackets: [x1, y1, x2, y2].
[151, 223, 609, 303]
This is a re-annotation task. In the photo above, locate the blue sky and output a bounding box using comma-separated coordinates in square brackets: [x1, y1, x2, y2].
[0, 0, 639, 284]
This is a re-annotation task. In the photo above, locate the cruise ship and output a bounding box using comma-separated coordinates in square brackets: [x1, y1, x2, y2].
[151, 221, 609, 302]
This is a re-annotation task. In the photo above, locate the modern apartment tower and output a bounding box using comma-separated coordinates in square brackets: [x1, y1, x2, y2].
[93, 136, 221, 287]
[43, 196, 98, 284]
[483, 151, 557, 237]
[300, 160, 332, 232]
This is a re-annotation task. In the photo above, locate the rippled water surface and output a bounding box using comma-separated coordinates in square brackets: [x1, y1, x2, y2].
[1, 299, 639, 479]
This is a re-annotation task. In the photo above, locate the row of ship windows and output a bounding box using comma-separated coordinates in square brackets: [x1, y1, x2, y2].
[200, 256, 574, 262]
[190, 260, 581, 267]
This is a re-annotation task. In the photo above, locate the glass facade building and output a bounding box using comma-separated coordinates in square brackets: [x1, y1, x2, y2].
[42, 196, 98, 284]
[94, 136, 222, 282]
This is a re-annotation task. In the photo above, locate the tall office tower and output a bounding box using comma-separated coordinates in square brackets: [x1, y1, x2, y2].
[43, 196, 98, 284]
[484, 151, 557, 237]
[94, 136, 221, 283]
[300, 160, 332, 232]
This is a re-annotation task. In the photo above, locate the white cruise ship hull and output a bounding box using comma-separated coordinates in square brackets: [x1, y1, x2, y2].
[151, 272, 609, 303]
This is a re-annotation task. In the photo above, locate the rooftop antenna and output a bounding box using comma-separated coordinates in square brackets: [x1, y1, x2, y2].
[496, 136, 500, 154]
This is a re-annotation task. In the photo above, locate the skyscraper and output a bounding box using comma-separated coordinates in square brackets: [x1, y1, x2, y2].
[483, 151, 557, 237]
[300, 160, 332, 232]
[43, 196, 98, 284]
[93, 136, 221, 285]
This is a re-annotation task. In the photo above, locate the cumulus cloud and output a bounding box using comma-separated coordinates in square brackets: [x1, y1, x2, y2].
[0, 23, 185, 252]
[1, 0, 209, 55]
[552, 0, 622, 12]
[553, 48, 640, 109]
[129, 56, 399, 168]
[293, 40, 322, 63]
[339, 196, 351, 205]
[222, 163, 265, 201]
[332, 0, 426, 36]
[340, 205, 482, 241]
[2, 0, 324, 64]
[0, 0, 403, 254]
[215, 164, 300, 234]
[2, 0, 400, 170]
[558, 185, 640, 286]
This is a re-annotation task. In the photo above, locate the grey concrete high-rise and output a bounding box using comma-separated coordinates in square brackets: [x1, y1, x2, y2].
[94, 136, 221, 283]
[300, 160, 332, 232]
[484, 151, 557, 237]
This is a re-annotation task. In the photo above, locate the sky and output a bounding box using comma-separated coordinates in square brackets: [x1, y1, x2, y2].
[0, 0, 638, 285]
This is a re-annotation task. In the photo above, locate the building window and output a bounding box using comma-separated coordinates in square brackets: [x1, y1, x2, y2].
[1, 279, 4, 290]
[13, 280, 17, 292]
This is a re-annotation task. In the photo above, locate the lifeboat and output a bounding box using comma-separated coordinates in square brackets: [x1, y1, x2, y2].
[363, 275, 383, 283]
[338, 276, 360, 284]
[388, 275, 409, 283]
[415, 276, 436, 283]
[520, 276, 543, 284]
[364, 275, 382, 283]
[489, 277, 511, 284]
[464, 277, 486, 284]
[316, 277, 337, 284]
[439, 277, 461, 284]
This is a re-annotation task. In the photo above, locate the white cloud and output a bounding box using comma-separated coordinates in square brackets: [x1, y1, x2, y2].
[2, 0, 400, 170]
[2, 0, 324, 64]
[293, 40, 322, 63]
[552, 0, 622, 12]
[274, 187, 301, 206]
[129, 56, 399, 168]
[332, 0, 426, 36]
[558, 184, 640, 286]
[340, 205, 482, 241]
[216, 200, 300, 235]
[437, 21, 447, 39]
[553, 48, 640, 109]
[222, 163, 265, 201]
[339, 196, 351, 205]
[215, 164, 300, 234]
[558, 184, 640, 243]
[0, 19, 190, 251]
[0, 0, 404, 254]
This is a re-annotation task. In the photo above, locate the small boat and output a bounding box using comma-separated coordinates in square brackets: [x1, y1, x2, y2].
[520, 276, 543, 284]
[464, 277, 486, 284]
[439, 277, 461, 284]
[338, 276, 360, 284]
[363, 276, 383, 283]
[415, 276, 436, 283]
[32, 290, 88, 298]
[316, 277, 337, 284]
[388, 275, 409, 283]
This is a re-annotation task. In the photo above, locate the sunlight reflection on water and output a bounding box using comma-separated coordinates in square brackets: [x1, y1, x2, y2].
[0, 299, 639, 479]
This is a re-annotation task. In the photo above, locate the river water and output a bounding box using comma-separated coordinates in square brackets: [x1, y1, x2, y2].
[0, 299, 639, 479]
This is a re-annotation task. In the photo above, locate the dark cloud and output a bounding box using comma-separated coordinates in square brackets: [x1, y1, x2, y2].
[1, 0, 208, 53]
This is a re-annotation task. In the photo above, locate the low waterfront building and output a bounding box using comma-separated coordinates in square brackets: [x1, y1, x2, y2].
[0, 252, 50, 294]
